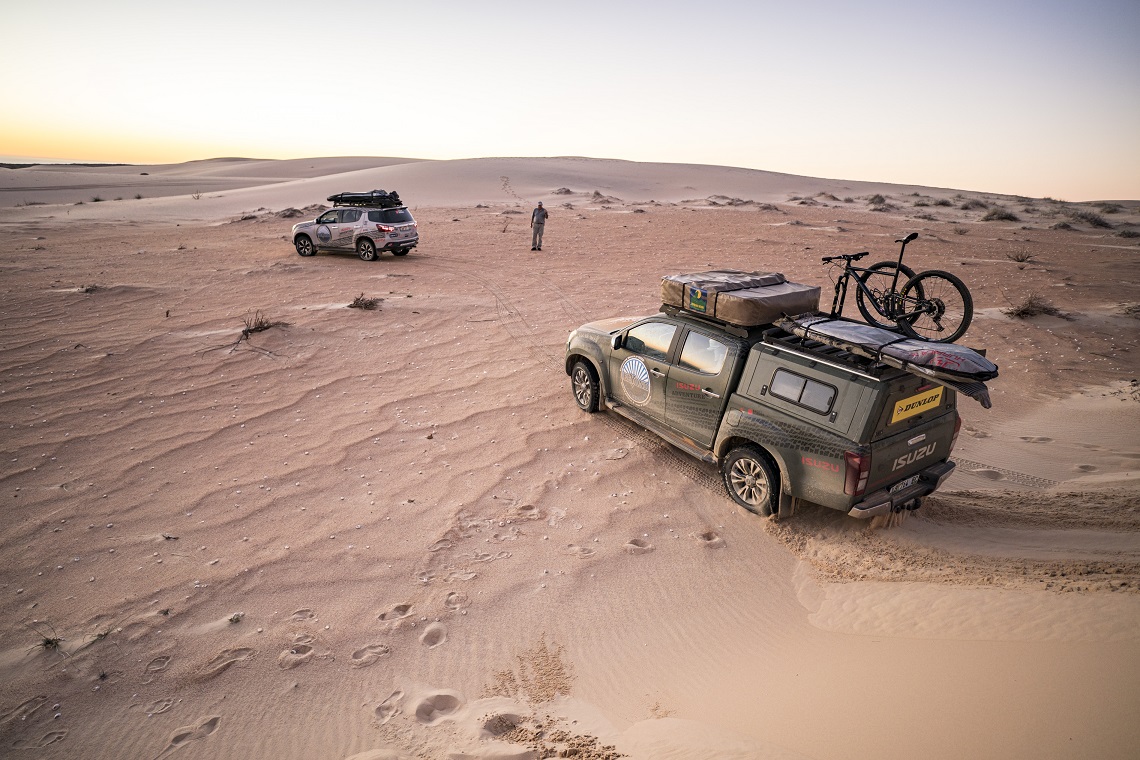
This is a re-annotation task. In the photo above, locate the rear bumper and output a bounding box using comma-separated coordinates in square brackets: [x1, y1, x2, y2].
[382, 240, 417, 251]
[847, 460, 955, 519]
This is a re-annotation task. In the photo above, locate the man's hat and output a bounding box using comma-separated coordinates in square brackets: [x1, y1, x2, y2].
[537, 201, 543, 206]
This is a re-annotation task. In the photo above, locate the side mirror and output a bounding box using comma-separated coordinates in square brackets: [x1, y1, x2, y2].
[611, 333, 623, 350]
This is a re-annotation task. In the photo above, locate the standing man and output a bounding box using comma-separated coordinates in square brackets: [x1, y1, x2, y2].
[530, 201, 548, 251]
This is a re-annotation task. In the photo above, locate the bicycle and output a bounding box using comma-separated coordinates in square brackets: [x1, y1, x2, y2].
[820, 232, 974, 343]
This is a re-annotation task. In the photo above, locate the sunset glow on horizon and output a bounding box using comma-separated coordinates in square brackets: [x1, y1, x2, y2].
[3, 0, 1138, 200]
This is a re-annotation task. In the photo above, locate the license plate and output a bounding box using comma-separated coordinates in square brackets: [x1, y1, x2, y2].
[890, 474, 920, 494]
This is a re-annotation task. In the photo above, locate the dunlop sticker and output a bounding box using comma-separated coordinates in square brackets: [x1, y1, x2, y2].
[891, 386, 944, 424]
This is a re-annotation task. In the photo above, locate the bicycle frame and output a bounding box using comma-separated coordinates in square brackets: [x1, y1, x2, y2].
[827, 232, 918, 320]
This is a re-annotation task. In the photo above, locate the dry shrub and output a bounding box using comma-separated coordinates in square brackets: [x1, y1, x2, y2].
[982, 207, 1019, 222]
[1006, 251, 1034, 263]
[242, 310, 287, 336]
[1068, 209, 1113, 229]
[1003, 293, 1069, 319]
[1050, 221, 1075, 231]
[960, 199, 987, 210]
[953, 226, 969, 235]
[867, 194, 886, 205]
[348, 293, 380, 310]
[1118, 229, 1139, 239]
[932, 198, 953, 207]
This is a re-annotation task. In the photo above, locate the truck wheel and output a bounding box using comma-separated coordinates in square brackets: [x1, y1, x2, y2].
[357, 239, 378, 261]
[722, 446, 778, 516]
[295, 235, 315, 256]
[570, 360, 599, 413]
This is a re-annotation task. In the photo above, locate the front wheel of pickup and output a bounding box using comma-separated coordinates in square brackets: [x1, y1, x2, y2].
[570, 359, 599, 413]
[723, 446, 778, 516]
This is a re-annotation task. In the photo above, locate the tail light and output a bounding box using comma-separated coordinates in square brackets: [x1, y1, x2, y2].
[844, 450, 870, 496]
[375, 224, 395, 233]
[950, 412, 962, 453]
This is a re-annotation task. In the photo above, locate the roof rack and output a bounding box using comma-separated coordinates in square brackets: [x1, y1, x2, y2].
[659, 304, 760, 340]
[327, 190, 403, 208]
[759, 324, 893, 378]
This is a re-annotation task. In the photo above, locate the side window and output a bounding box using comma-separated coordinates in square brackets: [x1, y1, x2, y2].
[678, 332, 729, 375]
[367, 210, 382, 223]
[769, 368, 836, 414]
[317, 211, 338, 224]
[624, 322, 677, 362]
[339, 209, 362, 223]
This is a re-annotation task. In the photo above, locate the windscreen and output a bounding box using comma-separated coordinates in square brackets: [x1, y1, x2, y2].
[368, 208, 414, 224]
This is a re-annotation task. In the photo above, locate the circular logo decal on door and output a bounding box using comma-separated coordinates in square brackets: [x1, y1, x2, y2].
[619, 356, 652, 405]
[316, 225, 332, 243]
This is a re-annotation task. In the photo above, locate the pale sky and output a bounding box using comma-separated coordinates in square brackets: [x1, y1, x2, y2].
[2, 0, 1138, 200]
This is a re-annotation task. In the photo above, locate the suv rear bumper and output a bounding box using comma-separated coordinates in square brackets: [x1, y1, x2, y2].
[847, 460, 955, 519]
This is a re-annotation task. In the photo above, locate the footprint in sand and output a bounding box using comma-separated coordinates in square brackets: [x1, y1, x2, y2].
[445, 569, 477, 582]
[444, 591, 469, 612]
[605, 448, 629, 460]
[513, 504, 544, 521]
[623, 538, 654, 555]
[146, 698, 175, 716]
[419, 622, 447, 649]
[970, 469, 1006, 481]
[277, 635, 316, 669]
[1, 696, 47, 726]
[11, 730, 67, 749]
[1075, 464, 1099, 472]
[350, 643, 391, 668]
[145, 655, 172, 674]
[428, 538, 453, 553]
[198, 648, 254, 679]
[291, 608, 316, 622]
[564, 544, 596, 559]
[374, 690, 404, 724]
[158, 716, 220, 757]
[414, 692, 463, 725]
[697, 531, 726, 549]
[1019, 436, 1053, 443]
[378, 603, 412, 621]
[472, 550, 511, 563]
[964, 426, 990, 439]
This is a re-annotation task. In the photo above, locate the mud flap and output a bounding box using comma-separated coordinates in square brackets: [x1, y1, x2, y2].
[778, 489, 796, 519]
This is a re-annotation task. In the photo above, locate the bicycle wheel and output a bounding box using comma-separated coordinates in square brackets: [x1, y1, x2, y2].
[896, 270, 973, 343]
[855, 262, 918, 329]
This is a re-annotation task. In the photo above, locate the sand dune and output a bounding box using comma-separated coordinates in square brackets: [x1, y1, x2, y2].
[0, 157, 1137, 759]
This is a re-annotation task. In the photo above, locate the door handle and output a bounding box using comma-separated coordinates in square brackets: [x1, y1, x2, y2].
[701, 388, 721, 398]
[649, 368, 665, 377]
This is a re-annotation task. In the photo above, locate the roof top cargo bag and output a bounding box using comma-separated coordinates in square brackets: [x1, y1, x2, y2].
[327, 189, 403, 208]
[661, 270, 821, 327]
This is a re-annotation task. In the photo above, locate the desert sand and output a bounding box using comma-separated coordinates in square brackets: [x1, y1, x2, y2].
[1, 156, 1137, 760]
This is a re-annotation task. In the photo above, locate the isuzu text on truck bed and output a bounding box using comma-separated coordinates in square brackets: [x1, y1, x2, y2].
[564, 270, 998, 519]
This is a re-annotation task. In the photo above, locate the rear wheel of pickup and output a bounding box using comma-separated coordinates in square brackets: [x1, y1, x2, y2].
[570, 360, 599, 413]
[723, 446, 778, 516]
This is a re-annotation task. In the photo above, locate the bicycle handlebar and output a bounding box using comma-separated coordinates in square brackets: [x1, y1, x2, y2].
[820, 251, 869, 264]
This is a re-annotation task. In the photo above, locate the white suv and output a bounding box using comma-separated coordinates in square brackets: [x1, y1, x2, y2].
[292, 190, 418, 260]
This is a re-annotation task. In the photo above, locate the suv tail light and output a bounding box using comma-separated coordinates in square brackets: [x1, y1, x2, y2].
[950, 412, 962, 453]
[844, 450, 870, 497]
[375, 224, 395, 233]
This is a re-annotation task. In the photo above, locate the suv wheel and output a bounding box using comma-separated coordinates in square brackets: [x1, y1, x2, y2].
[722, 446, 778, 516]
[295, 235, 315, 256]
[570, 360, 599, 413]
[357, 239, 378, 261]
[392, 247, 410, 257]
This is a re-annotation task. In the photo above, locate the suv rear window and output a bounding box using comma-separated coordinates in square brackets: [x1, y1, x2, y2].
[769, 368, 836, 414]
[367, 208, 413, 224]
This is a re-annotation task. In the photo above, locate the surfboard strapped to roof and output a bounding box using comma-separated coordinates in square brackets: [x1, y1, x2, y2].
[327, 189, 403, 208]
[775, 313, 999, 408]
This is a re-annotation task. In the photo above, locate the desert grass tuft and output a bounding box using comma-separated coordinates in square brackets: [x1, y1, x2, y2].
[1006, 251, 1034, 263]
[1068, 209, 1112, 229]
[983, 207, 1019, 222]
[1002, 293, 1070, 319]
[348, 293, 380, 310]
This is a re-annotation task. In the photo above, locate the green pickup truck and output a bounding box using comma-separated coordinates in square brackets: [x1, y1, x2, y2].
[565, 305, 965, 519]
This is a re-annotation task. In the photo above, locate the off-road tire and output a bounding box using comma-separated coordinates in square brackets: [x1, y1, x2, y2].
[722, 445, 778, 516]
[295, 235, 316, 257]
[357, 239, 378, 261]
[570, 359, 600, 413]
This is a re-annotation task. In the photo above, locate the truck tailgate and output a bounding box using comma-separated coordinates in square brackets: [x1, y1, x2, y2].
[866, 410, 957, 494]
